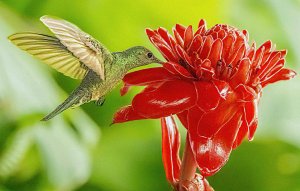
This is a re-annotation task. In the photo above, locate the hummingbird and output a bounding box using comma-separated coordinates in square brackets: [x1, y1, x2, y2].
[9, 15, 162, 121]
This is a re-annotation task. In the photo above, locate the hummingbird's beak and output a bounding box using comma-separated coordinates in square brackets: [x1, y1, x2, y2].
[154, 57, 164, 64]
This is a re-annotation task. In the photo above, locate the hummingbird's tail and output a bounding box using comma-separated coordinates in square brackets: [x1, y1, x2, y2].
[41, 90, 87, 121]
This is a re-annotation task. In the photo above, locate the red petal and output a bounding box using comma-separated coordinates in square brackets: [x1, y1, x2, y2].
[234, 84, 257, 102]
[196, 59, 215, 80]
[123, 67, 176, 85]
[233, 100, 258, 147]
[174, 29, 184, 47]
[168, 35, 178, 54]
[232, 37, 245, 54]
[156, 43, 178, 61]
[228, 44, 246, 67]
[230, 58, 251, 87]
[261, 68, 296, 87]
[208, 39, 223, 68]
[264, 59, 285, 78]
[232, 44, 246, 66]
[253, 41, 273, 69]
[175, 24, 186, 38]
[189, 109, 243, 176]
[161, 116, 181, 184]
[187, 35, 203, 54]
[163, 62, 194, 79]
[186, 106, 205, 132]
[132, 80, 197, 118]
[199, 36, 214, 60]
[252, 45, 265, 70]
[222, 34, 235, 63]
[188, 93, 238, 138]
[248, 42, 256, 61]
[256, 52, 281, 80]
[177, 110, 188, 128]
[232, 120, 248, 149]
[261, 51, 277, 66]
[244, 100, 258, 127]
[157, 27, 172, 46]
[184, 25, 193, 49]
[242, 30, 249, 41]
[258, 40, 272, 53]
[121, 67, 178, 96]
[149, 35, 164, 45]
[198, 19, 207, 30]
[248, 119, 258, 141]
[175, 45, 193, 68]
[213, 79, 231, 98]
[146, 28, 156, 38]
[279, 49, 287, 57]
[217, 29, 226, 39]
[194, 80, 230, 112]
[120, 85, 130, 96]
[113, 105, 145, 124]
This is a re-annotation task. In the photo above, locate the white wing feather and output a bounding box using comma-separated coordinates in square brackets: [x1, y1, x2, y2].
[9, 32, 88, 79]
[40, 15, 112, 80]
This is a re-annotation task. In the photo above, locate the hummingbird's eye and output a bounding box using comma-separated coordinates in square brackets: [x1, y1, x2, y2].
[147, 52, 153, 58]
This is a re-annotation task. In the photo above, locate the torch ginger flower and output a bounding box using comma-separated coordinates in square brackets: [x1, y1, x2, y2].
[113, 20, 296, 190]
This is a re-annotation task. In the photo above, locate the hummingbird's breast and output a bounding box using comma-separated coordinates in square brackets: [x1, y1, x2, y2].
[82, 60, 126, 101]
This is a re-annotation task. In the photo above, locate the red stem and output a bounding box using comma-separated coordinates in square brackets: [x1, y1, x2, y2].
[179, 134, 197, 191]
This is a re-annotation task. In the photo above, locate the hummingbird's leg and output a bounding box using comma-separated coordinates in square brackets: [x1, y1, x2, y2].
[95, 96, 105, 106]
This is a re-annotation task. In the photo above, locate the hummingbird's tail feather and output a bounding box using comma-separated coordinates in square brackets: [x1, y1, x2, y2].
[41, 91, 85, 121]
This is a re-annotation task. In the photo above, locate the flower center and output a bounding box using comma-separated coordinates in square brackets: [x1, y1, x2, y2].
[179, 58, 198, 78]
[215, 60, 234, 81]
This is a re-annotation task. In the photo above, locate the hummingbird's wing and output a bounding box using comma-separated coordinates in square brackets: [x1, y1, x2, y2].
[9, 32, 88, 79]
[40, 15, 112, 80]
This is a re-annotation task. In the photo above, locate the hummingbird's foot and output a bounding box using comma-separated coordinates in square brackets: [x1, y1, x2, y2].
[95, 97, 105, 106]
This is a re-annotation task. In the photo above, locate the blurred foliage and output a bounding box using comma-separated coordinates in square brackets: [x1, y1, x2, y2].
[0, 0, 299, 190]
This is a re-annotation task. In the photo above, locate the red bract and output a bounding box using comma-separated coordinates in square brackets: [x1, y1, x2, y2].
[113, 19, 296, 189]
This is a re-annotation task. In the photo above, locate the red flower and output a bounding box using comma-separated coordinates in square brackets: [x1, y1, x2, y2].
[113, 19, 296, 189]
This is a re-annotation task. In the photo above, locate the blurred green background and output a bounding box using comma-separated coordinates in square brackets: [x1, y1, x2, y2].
[0, 0, 300, 190]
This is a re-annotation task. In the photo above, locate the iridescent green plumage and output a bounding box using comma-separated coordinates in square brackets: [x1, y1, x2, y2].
[8, 15, 162, 121]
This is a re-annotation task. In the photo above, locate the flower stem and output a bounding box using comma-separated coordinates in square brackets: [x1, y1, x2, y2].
[179, 134, 197, 191]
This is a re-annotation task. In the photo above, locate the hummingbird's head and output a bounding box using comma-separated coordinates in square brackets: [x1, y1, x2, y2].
[125, 46, 163, 67]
